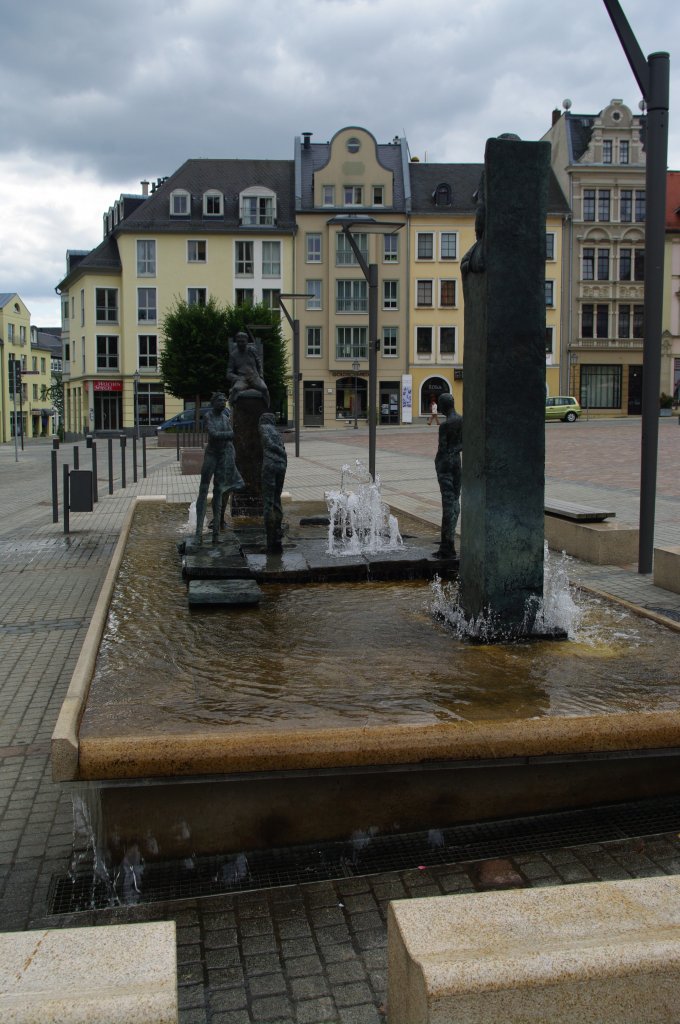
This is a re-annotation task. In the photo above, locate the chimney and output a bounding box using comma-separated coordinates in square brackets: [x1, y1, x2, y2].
[302, 132, 312, 150]
[141, 180, 149, 196]
[552, 108, 561, 126]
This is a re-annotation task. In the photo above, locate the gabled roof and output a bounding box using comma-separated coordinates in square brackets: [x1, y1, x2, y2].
[0, 292, 19, 309]
[117, 159, 296, 234]
[409, 162, 570, 217]
[57, 236, 121, 291]
[297, 134, 407, 211]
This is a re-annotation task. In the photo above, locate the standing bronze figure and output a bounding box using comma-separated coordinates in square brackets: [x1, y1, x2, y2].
[259, 412, 287, 553]
[194, 392, 245, 545]
[434, 392, 462, 559]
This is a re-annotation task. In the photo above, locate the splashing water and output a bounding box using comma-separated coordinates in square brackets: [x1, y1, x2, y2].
[430, 543, 583, 642]
[181, 500, 197, 534]
[326, 460, 403, 556]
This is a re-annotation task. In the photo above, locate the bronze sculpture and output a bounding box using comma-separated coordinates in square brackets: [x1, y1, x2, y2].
[226, 331, 270, 406]
[434, 392, 462, 559]
[194, 392, 245, 545]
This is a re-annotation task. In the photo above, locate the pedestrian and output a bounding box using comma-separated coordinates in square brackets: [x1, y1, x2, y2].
[427, 397, 439, 426]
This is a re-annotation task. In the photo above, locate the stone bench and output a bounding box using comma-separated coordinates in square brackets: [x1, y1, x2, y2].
[654, 545, 680, 594]
[0, 921, 177, 1023]
[544, 512, 638, 565]
[387, 876, 680, 1024]
[544, 499, 615, 521]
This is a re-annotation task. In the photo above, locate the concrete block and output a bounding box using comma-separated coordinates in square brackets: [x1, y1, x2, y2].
[0, 921, 177, 1023]
[180, 447, 204, 475]
[387, 876, 680, 1024]
[544, 514, 638, 565]
[654, 545, 680, 594]
[188, 579, 262, 605]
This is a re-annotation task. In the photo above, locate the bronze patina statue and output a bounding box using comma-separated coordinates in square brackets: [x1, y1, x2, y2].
[194, 392, 245, 544]
[259, 412, 287, 553]
[226, 331, 270, 406]
[434, 392, 462, 559]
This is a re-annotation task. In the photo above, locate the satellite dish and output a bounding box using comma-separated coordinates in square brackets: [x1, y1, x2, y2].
[562, 98, 572, 110]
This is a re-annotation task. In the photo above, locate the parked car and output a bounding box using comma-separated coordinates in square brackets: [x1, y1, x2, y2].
[545, 396, 581, 422]
[156, 406, 210, 433]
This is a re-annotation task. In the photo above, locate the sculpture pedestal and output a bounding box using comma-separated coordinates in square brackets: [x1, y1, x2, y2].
[230, 393, 267, 517]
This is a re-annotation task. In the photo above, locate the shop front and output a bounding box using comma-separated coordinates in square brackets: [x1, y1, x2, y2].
[93, 379, 123, 431]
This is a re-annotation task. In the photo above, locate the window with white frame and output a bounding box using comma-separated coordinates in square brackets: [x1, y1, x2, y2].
[602, 139, 613, 163]
[343, 185, 363, 206]
[416, 280, 433, 307]
[337, 280, 367, 313]
[440, 232, 457, 260]
[546, 233, 555, 260]
[262, 288, 281, 310]
[7, 323, 14, 342]
[235, 288, 254, 306]
[235, 240, 254, 276]
[170, 190, 190, 216]
[188, 288, 207, 306]
[416, 326, 433, 356]
[137, 287, 157, 322]
[306, 326, 322, 357]
[545, 326, 554, 355]
[416, 233, 434, 260]
[322, 185, 335, 206]
[382, 326, 398, 357]
[240, 191, 276, 226]
[203, 191, 223, 216]
[439, 326, 456, 357]
[545, 280, 555, 307]
[372, 185, 384, 206]
[95, 288, 118, 323]
[336, 232, 368, 265]
[137, 239, 156, 276]
[138, 334, 158, 368]
[306, 233, 322, 263]
[336, 326, 367, 359]
[262, 240, 281, 276]
[306, 280, 322, 310]
[80, 289, 85, 326]
[188, 240, 207, 263]
[383, 233, 399, 263]
[383, 280, 398, 310]
[619, 140, 629, 164]
[439, 280, 456, 307]
[96, 335, 119, 369]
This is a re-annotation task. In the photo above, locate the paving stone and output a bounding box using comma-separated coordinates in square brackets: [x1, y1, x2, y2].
[249, 971, 288, 997]
[295, 996, 336, 1022]
[290, 973, 330, 1000]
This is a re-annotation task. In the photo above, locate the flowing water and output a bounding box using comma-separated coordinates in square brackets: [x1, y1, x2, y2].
[78, 502, 680, 743]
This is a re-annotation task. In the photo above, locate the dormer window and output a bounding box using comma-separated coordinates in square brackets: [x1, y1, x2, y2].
[203, 190, 223, 217]
[433, 183, 451, 206]
[170, 190, 190, 217]
[240, 187, 276, 226]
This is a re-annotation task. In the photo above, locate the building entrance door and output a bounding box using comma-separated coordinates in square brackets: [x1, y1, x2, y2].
[627, 365, 643, 415]
[95, 393, 122, 431]
[303, 382, 324, 426]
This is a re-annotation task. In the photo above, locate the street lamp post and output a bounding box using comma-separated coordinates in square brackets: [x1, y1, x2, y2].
[327, 216, 403, 481]
[133, 370, 141, 440]
[602, 0, 669, 574]
[279, 293, 314, 458]
[352, 359, 361, 429]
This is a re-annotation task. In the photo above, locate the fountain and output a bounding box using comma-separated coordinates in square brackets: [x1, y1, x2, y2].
[325, 460, 402, 556]
[51, 138, 680, 897]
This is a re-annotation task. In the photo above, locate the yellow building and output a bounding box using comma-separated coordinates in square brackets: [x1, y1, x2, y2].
[0, 293, 55, 442]
[57, 162, 295, 435]
[293, 127, 410, 426]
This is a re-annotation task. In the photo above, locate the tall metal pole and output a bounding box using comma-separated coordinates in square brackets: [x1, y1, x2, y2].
[601, 0, 669, 574]
[367, 263, 378, 481]
[279, 294, 309, 459]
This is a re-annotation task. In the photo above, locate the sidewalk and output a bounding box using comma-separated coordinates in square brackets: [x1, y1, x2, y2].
[1, 422, 680, 1024]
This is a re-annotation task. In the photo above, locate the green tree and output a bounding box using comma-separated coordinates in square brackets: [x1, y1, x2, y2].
[224, 302, 289, 420]
[159, 297, 230, 405]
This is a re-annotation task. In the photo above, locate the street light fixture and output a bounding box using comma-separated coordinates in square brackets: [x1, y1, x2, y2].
[327, 215, 403, 481]
[601, 0, 669, 574]
[279, 293, 314, 458]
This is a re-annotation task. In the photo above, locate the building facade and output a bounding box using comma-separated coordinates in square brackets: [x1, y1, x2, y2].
[664, 171, 680, 403]
[0, 293, 55, 443]
[544, 99, 647, 413]
[57, 126, 570, 434]
[57, 161, 295, 435]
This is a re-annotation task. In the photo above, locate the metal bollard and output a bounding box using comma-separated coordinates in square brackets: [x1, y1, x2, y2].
[120, 433, 127, 488]
[73, 445, 80, 469]
[63, 463, 70, 534]
[142, 435, 147, 478]
[91, 441, 98, 503]
[51, 448, 59, 523]
[132, 436, 138, 483]
[108, 437, 114, 495]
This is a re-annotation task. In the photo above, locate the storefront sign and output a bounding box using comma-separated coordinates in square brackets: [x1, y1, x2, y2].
[93, 380, 123, 391]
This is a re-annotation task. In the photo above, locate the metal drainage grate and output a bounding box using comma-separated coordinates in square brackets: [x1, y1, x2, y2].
[48, 794, 680, 916]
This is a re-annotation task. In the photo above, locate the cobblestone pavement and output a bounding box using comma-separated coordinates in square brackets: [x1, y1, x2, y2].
[1, 420, 680, 1024]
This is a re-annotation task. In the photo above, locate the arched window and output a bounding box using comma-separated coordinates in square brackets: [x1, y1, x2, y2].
[203, 190, 223, 217]
[420, 376, 450, 415]
[433, 183, 451, 206]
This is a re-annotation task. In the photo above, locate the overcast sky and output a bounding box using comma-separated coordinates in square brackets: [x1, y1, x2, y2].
[2, 0, 678, 326]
